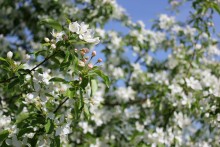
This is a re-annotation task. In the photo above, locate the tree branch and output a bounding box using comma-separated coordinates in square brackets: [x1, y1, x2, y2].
[103, 98, 148, 106]
[0, 51, 58, 84]
[126, 55, 143, 86]
[53, 97, 69, 113]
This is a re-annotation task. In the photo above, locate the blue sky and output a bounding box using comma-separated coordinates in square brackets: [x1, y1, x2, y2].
[117, 0, 190, 27]
[102, 1, 220, 62]
[116, 0, 220, 32]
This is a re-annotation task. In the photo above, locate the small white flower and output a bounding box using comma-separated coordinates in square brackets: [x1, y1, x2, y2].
[51, 30, 64, 42]
[51, 44, 56, 49]
[84, 35, 100, 44]
[69, 21, 100, 44]
[78, 121, 93, 134]
[25, 54, 31, 60]
[159, 14, 175, 30]
[7, 51, 13, 59]
[69, 21, 80, 33]
[44, 37, 50, 42]
[55, 123, 71, 136]
[217, 114, 220, 121]
[195, 44, 202, 50]
[135, 122, 144, 132]
[185, 77, 202, 90]
[78, 61, 85, 67]
[78, 22, 89, 35]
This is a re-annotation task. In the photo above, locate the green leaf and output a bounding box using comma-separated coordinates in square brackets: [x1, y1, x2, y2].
[8, 78, 20, 89]
[60, 51, 73, 70]
[40, 18, 62, 31]
[42, 43, 51, 46]
[0, 57, 10, 66]
[51, 57, 60, 65]
[29, 135, 38, 147]
[90, 79, 98, 97]
[54, 136, 60, 147]
[93, 69, 110, 88]
[0, 57, 7, 62]
[80, 77, 89, 89]
[0, 130, 9, 143]
[1, 140, 10, 147]
[213, 3, 220, 14]
[49, 77, 68, 83]
[65, 17, 71, 24]
[79, 89, 84, 112]
[34, 49, 47, 57]
[18, 69, 31, 74]
[66, 88, 75, 98]
[63, 50, 70, 63]
[17, 128, 33, 138]
[15, 113, 29, 125]
[45, 119, 54, 134]
[84, 104, 90, 120]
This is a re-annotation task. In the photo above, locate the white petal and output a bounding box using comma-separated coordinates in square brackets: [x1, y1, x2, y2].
[69, 22, 80, 33]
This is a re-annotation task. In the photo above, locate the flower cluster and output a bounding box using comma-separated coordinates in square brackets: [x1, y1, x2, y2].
[69, 22, 100, 44]
[1, 0, 220, 146]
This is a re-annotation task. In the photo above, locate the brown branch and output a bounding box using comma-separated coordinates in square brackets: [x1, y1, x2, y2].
[53, 97, 69, 113]
[103, 98, 148, 106]
[126, 55, 143, 86]
[0, 51, 58, 84]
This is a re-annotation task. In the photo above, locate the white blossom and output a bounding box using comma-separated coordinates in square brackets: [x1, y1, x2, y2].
[51, 30, 64, 42]
[7, 51, 13, 59]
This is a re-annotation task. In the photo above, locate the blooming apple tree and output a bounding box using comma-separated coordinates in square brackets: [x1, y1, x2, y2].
[0, 0, 220, 146]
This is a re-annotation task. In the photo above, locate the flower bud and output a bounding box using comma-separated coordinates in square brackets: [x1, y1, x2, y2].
[78, 61, 85, 67]
[51, 44, 56, 49]
[82, 48, 89, 53]
[51, 39, 55, 43]
[75, 48, 78, 52]
[62, 35, 68, 41]
[7, 51, 13, 59]
[80, 51, 85, 56]
[92, 51, 96, 57]
[44, 37, 50, 42]
[97, 58, 102, 63]
[88, 63, 93, 69]
[25, 54, 31, 60]
[82, 58, 87, 63]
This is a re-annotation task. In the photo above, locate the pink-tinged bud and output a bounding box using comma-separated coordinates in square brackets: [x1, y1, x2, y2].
[51, 44, 56, 49]
[82, 48, 89, 53]
[92, 51, 96, 57]
[97, 58, 102, 63]
[44, 37, 50, 42]
[62, 35, 68, 41]
[81, 48, 86, 53]
[82, 58, 87, 63]
[88, 63, 93, 69]
[7, 51, 13, 59]
[80, 51, 85, 56]
[79, 77, 82, 81]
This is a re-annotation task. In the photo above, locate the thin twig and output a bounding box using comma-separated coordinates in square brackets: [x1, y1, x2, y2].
[103, 98, 147, 106]
[0, 51, 58, 84]
[126, 55, 143, 86]
[53, 97, 69, 113]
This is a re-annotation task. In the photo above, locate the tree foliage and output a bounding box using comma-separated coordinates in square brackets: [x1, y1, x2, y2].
[0, 0, 220, 146]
